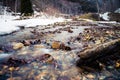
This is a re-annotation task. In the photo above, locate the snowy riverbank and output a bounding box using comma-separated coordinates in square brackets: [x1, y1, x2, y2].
[0, 15, 65, 35]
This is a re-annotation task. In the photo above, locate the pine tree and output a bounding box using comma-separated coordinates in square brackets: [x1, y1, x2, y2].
[21, 0, 33, 16]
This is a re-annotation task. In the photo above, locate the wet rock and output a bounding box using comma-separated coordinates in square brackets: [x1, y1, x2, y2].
[115, 60, 120, 68]
[86, 74, 95, 79]
[95, 40, 101, 45]
[76, 36, 81, 41]
[35, 72, 50, 80]
[18, 26, 25, 30]
[34, 44, 45, 48]
[12, 43, 24, 50]
[104, 76, 118, 80]
[51, 41, 61, 49]
[99, 76, 106, 80]
[57, 76, 70, 80]
[60, 43, 66, 50]
[65, 46, 72, 51]
[0, 71, 3, 75]
[29, 39, 41, 45]
[107, 66, 114, 70]
[7, 77, 22, 80]
[0, 44, 14, 52]
[5, 57, 27, 67]
[68, 29, 73, 33]
[36, 54, 54, 64]
[21, 40, 30, 46]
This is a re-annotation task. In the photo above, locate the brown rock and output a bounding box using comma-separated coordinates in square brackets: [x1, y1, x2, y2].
[34, 44, 45, 48]
[65, 46, 72, 51]
[22, 40, 30, 46]
[60, 43, 66, 50]
[68, 29, 73, 33]
[86, 74, 95, 79]
[13, 43, 24, 50]
[51, 41, 61, 49]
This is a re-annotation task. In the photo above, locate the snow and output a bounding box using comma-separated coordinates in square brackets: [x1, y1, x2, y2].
[115, 8, 120, 13]
[98, 21, 117, 24]
[0, 15, 65, 35]
[100, 12, 110, 21]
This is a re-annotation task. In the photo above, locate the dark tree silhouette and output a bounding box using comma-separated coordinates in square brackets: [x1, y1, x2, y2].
[21, 0, 33, 16]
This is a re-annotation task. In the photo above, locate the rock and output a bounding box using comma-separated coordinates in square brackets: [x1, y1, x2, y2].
[29, 39, 41, 45]
[104, 76, 118, 80]
[86, 74, 95, 79]
[95, 40, 101, 45]
[36, 54, 54, 64]
[107, 66, 114, 70]
[51, 41, 61, 49]
[99, 76, 106, 80]
[34, 44, 45, 48]
[35, 72, 49, 80]
[0, 71, 3, 75]
[21, 40, 30, 46]
[57, 76, 70, 80]
[3, 65, 8, 69]
[7, 77, 22, 80]
[6, 57, 27, 67]
[115, 60, 120, 68]
[1, 44, 14, 52]
[60, 43, 66, 50]
[68, 29, 73, 33]
[9, 67, 15, 71]
[65, 46, 72, 51]
[13, 43, 24, 50]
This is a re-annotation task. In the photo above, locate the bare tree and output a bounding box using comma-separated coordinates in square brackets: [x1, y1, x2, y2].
[96, 0, 100, 21]
[15, 0, 17, 16]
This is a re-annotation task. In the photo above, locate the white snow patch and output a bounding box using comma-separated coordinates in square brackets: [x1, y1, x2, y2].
[100, 12, 110, 21]
[98, 21, 117, 24]
[115, 8, 120, 13]
[0, 15, 65, 35]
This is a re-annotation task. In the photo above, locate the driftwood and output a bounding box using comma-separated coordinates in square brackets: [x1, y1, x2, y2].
[77, 38, 120, 65]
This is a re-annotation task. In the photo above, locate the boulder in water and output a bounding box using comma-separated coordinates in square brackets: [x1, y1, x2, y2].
[12, 42, 24, 50]
[51, 41, 61, 49]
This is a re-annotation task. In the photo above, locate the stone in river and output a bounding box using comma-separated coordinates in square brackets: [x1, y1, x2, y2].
[7, 77, 22, 80]
[65, 46, 71, 51]
[57, 76, 70, 80]
[12, 42, 24, 50]
[21, 40, 30, 46]
[0, 44, 14, 52]
[51, 41, 61, 49]
[36, 54, 54, 64]
[6, 57, 27, 67]
[86, 74, 95, 79]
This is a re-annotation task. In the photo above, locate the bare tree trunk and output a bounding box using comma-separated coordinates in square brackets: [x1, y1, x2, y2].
[96, 0, 100, 21]
[15, 0, 17, 16]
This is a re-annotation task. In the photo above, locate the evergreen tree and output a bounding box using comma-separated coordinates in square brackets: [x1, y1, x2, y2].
[21, 0, 33, 16]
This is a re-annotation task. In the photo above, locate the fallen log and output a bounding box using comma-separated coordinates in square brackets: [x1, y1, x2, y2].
[77, 39, 120, 65]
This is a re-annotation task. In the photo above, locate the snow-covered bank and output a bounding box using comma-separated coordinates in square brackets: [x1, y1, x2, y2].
[100, 12, 110, 21]
[0, 15, 65, 35]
